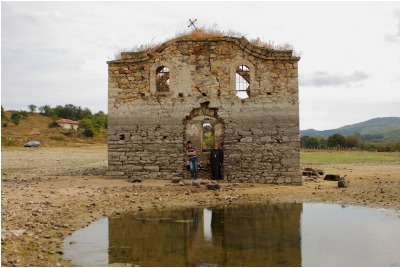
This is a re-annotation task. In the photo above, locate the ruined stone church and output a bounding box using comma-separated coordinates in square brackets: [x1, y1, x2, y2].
[107, 31, 302, 184]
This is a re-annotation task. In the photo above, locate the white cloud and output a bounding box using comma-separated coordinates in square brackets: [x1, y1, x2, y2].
[385, 9, 400, 42]
[300, 71, 370, 87]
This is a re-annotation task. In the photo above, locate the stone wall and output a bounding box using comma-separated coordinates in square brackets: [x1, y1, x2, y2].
[107, 36, 302, 184]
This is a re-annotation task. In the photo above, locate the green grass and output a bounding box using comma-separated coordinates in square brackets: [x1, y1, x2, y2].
[301, 150, 400, 165]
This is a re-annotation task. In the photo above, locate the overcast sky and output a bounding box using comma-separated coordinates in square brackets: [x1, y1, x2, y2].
[1, 1, 400, 130]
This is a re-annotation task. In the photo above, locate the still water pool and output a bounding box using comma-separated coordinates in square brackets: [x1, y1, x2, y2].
[63, 203, 400, 267]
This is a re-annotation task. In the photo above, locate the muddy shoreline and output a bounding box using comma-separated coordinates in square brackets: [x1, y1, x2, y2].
[2, 146, 400, 266]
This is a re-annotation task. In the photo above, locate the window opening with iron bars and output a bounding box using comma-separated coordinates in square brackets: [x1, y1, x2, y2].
[156, 66, 170, 92]
[236, 65, 250, 99]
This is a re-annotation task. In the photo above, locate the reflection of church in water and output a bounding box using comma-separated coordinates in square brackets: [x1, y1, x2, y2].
[108, 203, 302, 266]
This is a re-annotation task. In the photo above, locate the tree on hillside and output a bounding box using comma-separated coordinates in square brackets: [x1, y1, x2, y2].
[10, 112, 22, 125]
[317, 136, 327, 148]
[54, 105, 75, 120]
[38, 105, 55, 117]
[19, 110, 29, 118]
[92, 111, 107, 129]
[50, 104, 93, 121]
[28, 104, 37, 113]
[327, 133, 346, 148]
[300, 136, 320, 149]
[79, 118, 97, 137]
[78, 107, 92, 120]
[345, 132, 362, 148]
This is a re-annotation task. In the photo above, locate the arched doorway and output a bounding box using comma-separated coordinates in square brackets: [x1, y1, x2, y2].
[183, 102, 224, 179]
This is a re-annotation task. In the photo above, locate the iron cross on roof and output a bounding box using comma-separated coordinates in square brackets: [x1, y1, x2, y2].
[188, 19, 197, 29]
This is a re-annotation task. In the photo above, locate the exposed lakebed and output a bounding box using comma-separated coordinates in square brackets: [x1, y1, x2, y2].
[63, 203, 400, 267]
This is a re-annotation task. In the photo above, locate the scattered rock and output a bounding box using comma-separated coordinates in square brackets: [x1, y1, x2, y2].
[171, 178, 181, 183]
[338, 180, 348, 188]
[9, 229, 26, 237]
[224, 195, 240, 200]
[129, 178, 143, 183]
[303, 167, 324, 177]
[324, 174, 341, 181]
[199, 179, 208, 185]
[206, 184, 220, 190]
[303, 176, 319, 182]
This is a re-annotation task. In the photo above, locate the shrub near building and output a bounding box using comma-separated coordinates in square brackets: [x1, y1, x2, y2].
[79, 118, 98, 137]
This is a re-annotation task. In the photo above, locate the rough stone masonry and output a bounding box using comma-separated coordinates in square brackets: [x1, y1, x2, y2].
[107, 34, 302, 184]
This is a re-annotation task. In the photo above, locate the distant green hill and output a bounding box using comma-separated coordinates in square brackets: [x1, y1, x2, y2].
[301, 117, 400, 142]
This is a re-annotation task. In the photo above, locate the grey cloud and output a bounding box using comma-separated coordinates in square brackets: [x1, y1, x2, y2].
[385, 9, 400, 43]
[300, 71, 370, 87]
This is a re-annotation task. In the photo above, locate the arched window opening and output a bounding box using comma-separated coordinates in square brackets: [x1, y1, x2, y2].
[156, 66, 170, 92]
[236, 65, 250, 99]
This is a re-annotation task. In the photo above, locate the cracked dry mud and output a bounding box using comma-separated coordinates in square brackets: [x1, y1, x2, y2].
[2, 145, 400, 266]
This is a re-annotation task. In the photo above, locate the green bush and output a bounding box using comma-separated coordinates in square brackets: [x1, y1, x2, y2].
[83, 128, 96, 138]
[10, 112, 22, 125]
[19, 110, 29, 118]
[63, 129, 76, 137]
[48, 121, 59, 128]
[327, 133, 346, 148]
[79, 118, 98, 137]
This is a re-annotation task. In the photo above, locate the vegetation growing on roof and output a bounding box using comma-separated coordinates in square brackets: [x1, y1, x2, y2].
[175, 26, 241, 39]
[113, 25, 297, 60]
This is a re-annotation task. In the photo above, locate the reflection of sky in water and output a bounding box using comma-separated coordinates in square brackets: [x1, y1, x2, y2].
[203, 208, 212, 241]
[63, 204, 400, 267]
[301, 204, 400, 267]
[63, 218, 109, 267]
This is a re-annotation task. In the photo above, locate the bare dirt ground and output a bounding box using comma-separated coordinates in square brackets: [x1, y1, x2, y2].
[1, 145, 400, 266]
